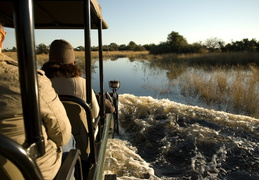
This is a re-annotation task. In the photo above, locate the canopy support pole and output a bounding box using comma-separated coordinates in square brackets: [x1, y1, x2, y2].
[84, 0, 92, 105]
[14, 0, 44, 158]
[98, 18, 105, 121]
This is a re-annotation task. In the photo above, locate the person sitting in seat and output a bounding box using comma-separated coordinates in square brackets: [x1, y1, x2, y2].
[42, 39, 100, 177]
[42, 39, 100, 118]
[0, 24, 72, 180]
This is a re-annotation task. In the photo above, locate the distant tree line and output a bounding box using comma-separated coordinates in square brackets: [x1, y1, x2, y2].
[2, 41, 146, 54]
[3, 31, 259, 54]
[148, 31, 259, 54]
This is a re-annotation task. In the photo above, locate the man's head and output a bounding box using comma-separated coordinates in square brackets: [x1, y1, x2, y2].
[49, 39, 75, 64]
[0, 24, 6, 51]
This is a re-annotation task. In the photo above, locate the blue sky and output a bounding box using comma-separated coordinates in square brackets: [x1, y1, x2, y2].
[3, 0, 259, 49]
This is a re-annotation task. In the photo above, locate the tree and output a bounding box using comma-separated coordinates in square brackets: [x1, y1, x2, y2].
[223, 38, 258, 52]
[134, 45, 146, 51]
[12, 47, 17, 52]
[108, 43, 119, 51]
[143, 43, 156, 51]
[149, 42, 171, 54]
[127, 41, 137, 50]
[91, 46, 99, 51]
[188, 42, 207, 53]
[241, 38, 257, 51]
[204, 37, 225, 52]
[118, 44, 127, 51]
[36, 43, 49, 54]
[167, 31, 188, 53]
[3, 46, 17, 52]
[75, 46, 85, 51]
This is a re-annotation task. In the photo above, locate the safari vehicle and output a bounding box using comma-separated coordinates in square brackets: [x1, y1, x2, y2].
[0, 0, 119, 179]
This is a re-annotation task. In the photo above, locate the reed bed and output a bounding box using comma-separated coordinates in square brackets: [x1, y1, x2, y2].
[149, 52, 259, 118]
[178, 65, 259, 118]
[153, 51, 259, 67]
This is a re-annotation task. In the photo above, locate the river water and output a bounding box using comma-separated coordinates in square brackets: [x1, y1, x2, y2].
[92, 58, 170, 99]
[92, 58, 259, 179]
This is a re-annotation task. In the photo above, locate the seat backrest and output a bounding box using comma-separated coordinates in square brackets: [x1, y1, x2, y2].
[0, 155, 24, 180]
[0, 134, 43, 180]
[62, 101, 90, 160]
[59, 95, 95, 161]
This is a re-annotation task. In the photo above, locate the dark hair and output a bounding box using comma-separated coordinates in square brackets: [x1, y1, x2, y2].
[41, 62, 82, 78]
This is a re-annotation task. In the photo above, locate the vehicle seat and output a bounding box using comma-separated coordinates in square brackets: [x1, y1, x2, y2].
[59, 95, 94, 161]
[0, 155, 24, 180]
[0, 134, 83, 180]
[61, 101, 90, 160]
[0, 134, 43, 180]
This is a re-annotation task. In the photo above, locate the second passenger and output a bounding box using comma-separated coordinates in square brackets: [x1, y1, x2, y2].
[42, 39, 100, 119]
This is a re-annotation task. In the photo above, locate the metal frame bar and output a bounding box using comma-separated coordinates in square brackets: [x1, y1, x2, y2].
[93, 114, 113, 180]
[98, 18, 105, 120]
[0, 135, 43, 180]
[84, 0, 92, 105]
[14, 0, 44, 158]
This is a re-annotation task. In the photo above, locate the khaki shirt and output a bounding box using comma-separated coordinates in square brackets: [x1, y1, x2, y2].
[51, 76, 100, 118]
[0, 55, 71, 180]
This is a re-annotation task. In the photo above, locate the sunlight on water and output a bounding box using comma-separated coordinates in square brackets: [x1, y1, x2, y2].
[104, 94, 259, 179]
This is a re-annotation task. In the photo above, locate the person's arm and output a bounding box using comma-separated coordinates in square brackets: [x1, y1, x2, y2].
[38, 70, 71, 147]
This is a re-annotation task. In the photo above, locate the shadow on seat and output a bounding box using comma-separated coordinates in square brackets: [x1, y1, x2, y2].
[0, 134, 42, 180]
[59, 95, 97, 179]
[0, 134, 83, 180]
[59, 95, 95, 161]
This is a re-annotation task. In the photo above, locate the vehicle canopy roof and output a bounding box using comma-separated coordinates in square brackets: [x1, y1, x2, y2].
[0, 0, 108, 29]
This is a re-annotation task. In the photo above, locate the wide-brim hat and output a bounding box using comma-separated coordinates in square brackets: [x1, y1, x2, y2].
[49, 39, 75, 64]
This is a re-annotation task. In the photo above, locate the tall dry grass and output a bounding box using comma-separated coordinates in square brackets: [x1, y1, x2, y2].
[149, 52, 259, 118]
[152, 51, 259, 67]
[178, 65, 259, 118]
[3, 52, 17, 60]
[4, 50, 150, 64]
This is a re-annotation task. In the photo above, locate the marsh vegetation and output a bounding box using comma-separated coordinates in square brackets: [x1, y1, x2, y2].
[148, 52, 259, 118]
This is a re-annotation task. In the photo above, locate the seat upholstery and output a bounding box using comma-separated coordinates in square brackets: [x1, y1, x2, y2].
[0, 155, 25, 180]
[61, 101, 90, 161]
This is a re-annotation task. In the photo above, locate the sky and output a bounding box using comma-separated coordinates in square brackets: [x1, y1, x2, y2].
[3, 0, 259, 49]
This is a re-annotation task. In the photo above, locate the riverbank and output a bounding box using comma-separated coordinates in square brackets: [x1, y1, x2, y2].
[3, 50, 150, 62]
[4, 51, 259, 66]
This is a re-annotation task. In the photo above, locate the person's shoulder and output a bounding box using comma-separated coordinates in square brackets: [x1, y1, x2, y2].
[0, 55, 18, 67]
[37, 69, 52, 86]
[0, 56, 19, 76]
[73, 76, 86, 83]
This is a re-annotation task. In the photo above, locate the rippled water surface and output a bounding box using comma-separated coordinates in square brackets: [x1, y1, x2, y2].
[104, 95, 259, 179]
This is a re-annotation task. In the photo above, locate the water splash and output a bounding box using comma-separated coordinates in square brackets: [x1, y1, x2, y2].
[105, 94, 259, 179]
[104, 139, 159, 179]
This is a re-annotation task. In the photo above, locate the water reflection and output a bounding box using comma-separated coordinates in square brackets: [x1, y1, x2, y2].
[92, 58, 173, 99]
